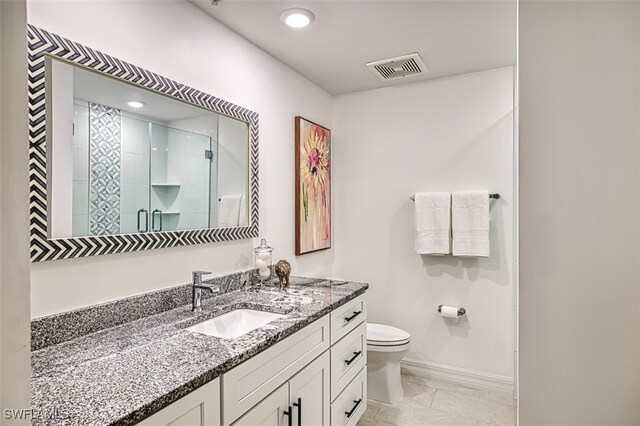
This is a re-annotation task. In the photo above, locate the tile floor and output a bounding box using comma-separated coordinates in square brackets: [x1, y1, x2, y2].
[357, 374, 517, 426]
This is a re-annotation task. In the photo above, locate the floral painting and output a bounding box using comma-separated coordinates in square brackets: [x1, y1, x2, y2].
[295, 116, 331, 255]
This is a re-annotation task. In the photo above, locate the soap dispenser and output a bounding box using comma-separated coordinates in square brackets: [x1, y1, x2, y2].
[254, 239, 273, 284]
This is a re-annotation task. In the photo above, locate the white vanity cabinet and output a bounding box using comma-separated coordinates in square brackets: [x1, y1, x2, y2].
[139, 294, 367, 426]
[223, 294, 367, 426]
[138, 377, 221, 426]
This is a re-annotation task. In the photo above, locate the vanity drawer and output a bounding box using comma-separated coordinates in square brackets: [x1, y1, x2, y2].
[330, 295, 366, 344]
[330, 367, 367, 426]
[330, 322, 366, 401]
[221, 315, 330, 426]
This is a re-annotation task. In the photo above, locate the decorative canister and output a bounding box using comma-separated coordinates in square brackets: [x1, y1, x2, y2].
[254, 239, 273, 283]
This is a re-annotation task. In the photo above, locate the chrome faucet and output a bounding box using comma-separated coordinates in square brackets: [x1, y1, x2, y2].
[191, 271, 219, 313]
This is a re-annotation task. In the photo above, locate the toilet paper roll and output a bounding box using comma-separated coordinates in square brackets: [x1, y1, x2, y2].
[440, 306, 460, 320]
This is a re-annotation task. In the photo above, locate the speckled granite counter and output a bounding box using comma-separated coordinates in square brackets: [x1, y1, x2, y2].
[30, 276, 368, 426]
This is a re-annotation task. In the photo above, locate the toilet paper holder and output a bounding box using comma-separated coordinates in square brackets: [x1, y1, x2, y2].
[438, 305, 466, 316]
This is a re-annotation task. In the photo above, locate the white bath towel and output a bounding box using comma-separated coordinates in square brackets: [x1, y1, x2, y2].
[238, 195, 248, 227]
[219, 195, 242, 227]
[451, 191, 490, 257]
[414, 192, 451, 255]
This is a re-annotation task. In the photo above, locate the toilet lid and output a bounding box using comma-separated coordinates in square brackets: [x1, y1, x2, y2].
[367, 323, 410, 345]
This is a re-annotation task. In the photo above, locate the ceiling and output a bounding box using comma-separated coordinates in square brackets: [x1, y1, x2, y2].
[72, 62, 213, 122]
[190, 0, 516, 95]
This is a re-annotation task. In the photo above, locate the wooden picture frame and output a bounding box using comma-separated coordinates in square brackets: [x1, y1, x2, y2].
[295, 116, 331, 255]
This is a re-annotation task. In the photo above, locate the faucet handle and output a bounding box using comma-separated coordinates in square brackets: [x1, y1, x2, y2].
[192, 270, 212, 284]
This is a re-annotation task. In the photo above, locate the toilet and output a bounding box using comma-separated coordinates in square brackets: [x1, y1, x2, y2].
[366, 323, 411, 404]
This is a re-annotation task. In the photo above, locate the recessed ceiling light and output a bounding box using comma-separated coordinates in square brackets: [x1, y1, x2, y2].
[127, 101, 145, 108]
[280, 8, 315, 28]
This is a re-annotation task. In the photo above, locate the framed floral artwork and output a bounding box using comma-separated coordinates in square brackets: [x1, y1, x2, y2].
[295, 116, 331, 255]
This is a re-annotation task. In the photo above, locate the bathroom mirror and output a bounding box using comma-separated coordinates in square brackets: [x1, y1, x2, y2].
[28, 25, 258, 261]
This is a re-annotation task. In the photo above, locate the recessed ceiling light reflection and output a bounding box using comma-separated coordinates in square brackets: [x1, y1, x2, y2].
[127, 101, 145, 108]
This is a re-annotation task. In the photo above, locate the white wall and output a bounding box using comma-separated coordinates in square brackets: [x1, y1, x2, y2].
[332, 67, 515, 385]
[49, 60, 74, 238]
[71, 102, 89, 237]
[218, 116, 249, 199]
[519, 2, 640, 424]
[218, 115, 250, 225]
[0, 0, 31, 421]
[28, 0, 334, 318]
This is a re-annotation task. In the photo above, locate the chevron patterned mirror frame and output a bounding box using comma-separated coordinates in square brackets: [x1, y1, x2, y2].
[27, 25, 259, 262]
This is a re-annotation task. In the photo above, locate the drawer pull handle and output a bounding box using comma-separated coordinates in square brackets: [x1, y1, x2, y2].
[345, 351, 362, 366]
[284, 405, 293, 426]
[345, 399, 362, 418]
[344, 311, 362, 322]
[293, 398, 302, 426]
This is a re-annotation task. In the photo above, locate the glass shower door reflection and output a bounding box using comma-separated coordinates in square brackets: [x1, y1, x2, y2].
[119, 116, 151, 234]
[150, 123, 213, 232]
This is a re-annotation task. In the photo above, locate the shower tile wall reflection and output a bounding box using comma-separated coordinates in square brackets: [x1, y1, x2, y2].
[88, 103, 122, 236]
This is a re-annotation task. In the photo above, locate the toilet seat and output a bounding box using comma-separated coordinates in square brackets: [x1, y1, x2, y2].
[367, 323, 410, 349]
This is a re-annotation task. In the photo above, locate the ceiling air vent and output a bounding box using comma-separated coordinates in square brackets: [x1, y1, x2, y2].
[366, 53, 428, 80]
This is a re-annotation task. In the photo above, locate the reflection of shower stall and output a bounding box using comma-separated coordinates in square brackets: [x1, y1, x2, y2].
[72, 101, 218, 237]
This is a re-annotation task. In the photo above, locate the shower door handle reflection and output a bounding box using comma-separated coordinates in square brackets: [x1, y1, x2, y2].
[137, 209, 149, 233]
[152, 209, 163, 232]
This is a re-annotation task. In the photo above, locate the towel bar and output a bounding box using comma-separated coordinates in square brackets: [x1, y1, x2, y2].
[410, 193, 500, 202]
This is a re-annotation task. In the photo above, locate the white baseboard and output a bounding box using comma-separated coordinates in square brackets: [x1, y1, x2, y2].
[401, 358, 514, 395]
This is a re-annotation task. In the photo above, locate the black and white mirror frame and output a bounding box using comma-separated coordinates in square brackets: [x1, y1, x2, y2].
[28, 25, 259, 262]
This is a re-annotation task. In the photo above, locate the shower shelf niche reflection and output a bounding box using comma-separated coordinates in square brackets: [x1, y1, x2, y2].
[151, 183, 181, 188]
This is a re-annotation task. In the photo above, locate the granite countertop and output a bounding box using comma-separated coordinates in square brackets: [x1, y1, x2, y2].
[30, 277, 368, 426]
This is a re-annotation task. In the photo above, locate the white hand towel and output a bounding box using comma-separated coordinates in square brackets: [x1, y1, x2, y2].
[238, 195, 248, 227]
[452, 191, 490, 257]
[218, 195, 242, 228]
[414, 192, 451, 255]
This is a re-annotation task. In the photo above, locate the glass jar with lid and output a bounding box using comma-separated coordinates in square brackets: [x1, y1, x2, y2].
[254, 239, 273, 283]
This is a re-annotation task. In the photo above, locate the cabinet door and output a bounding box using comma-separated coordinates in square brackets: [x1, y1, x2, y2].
[138, 378, 220, 426]
[232, 383, 290, 426]
[289, 352, 330, 426]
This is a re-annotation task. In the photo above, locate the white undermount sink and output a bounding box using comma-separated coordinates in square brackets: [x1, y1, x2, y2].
[186, 309, 285, 339]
